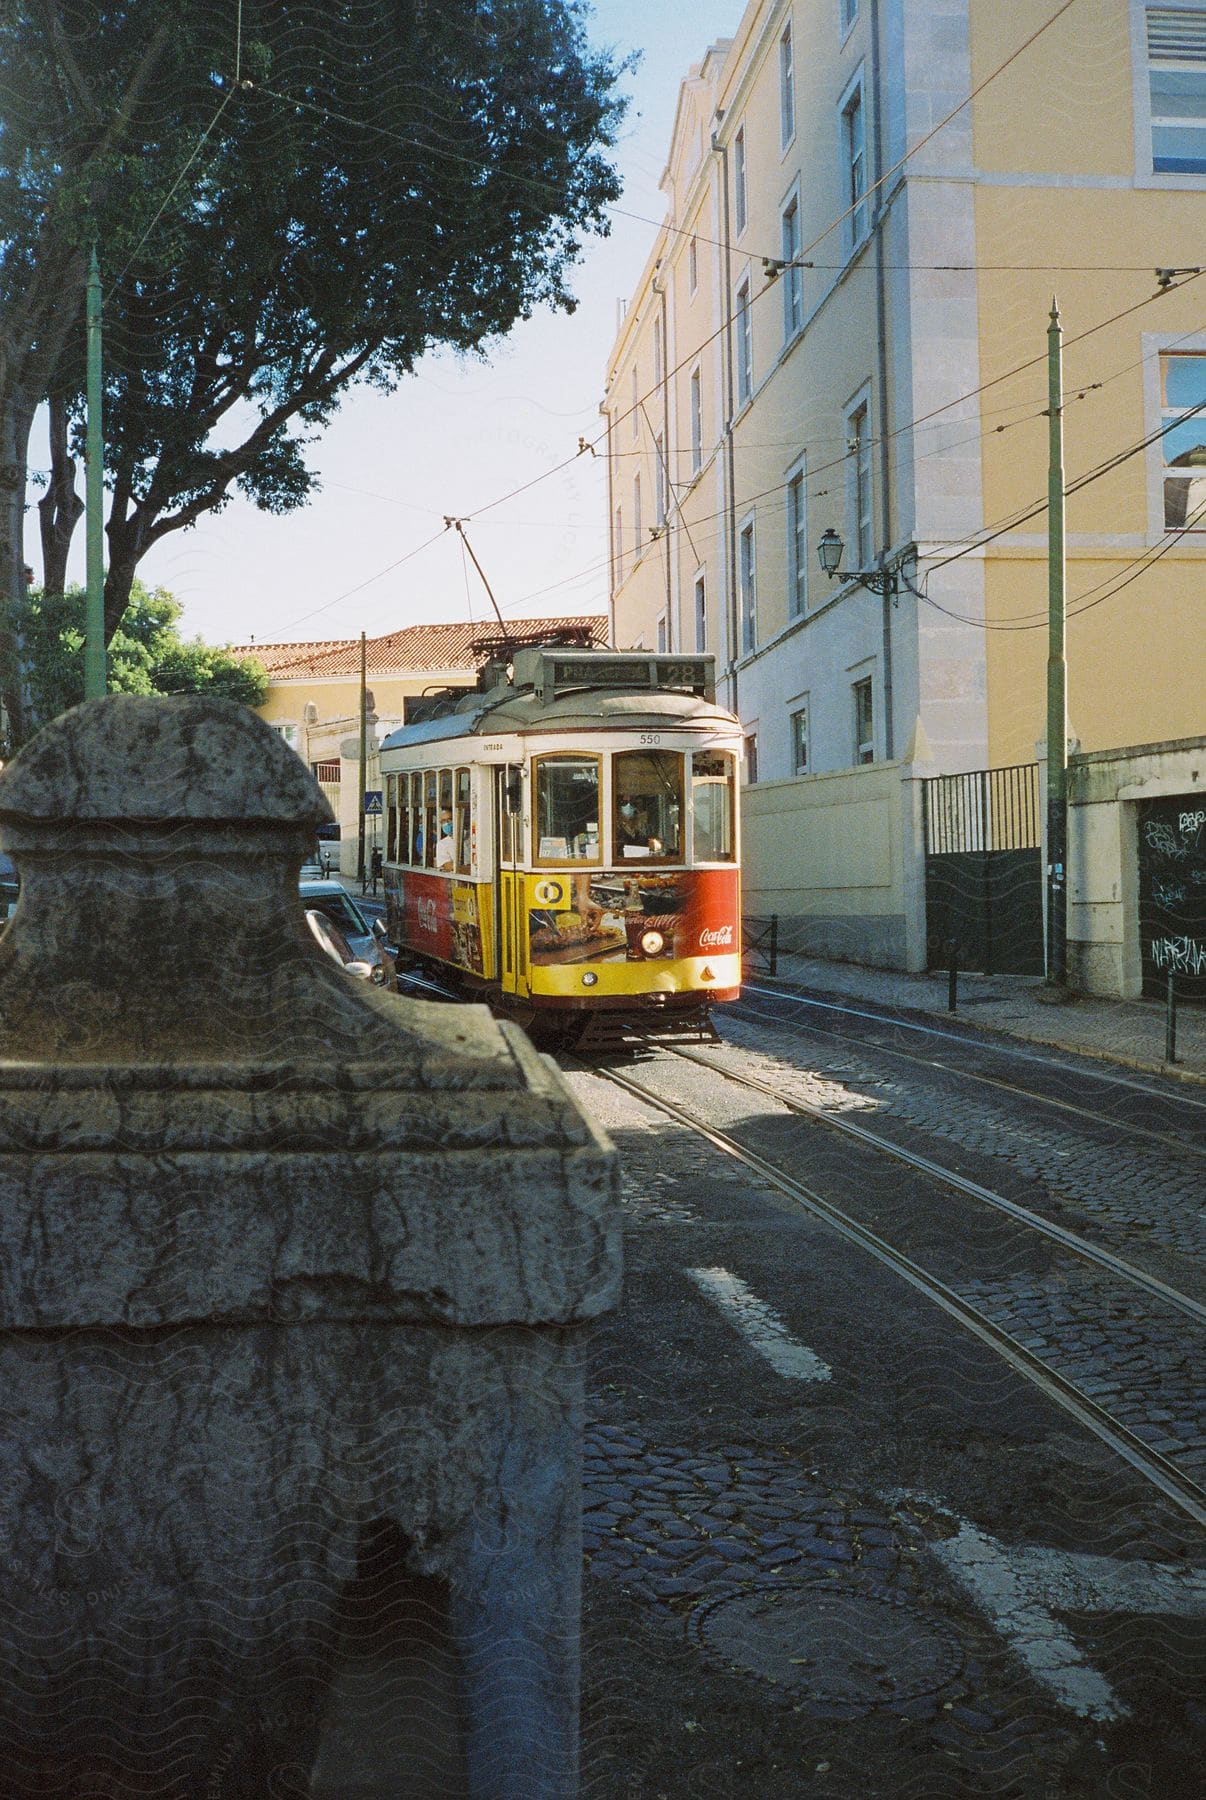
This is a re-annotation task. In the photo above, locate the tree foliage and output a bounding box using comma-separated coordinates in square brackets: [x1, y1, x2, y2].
[13, 580, 268, 729]
[0, 0, 626, 741]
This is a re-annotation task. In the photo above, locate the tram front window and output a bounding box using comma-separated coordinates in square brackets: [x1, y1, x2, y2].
[534, 756, 600, 863]
[691, 750, 735, 862]
[614, 750, 683, 863]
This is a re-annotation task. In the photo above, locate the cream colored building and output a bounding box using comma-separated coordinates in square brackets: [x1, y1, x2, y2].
[602, 0, 1205, 990]
[235, 617, 606, 874]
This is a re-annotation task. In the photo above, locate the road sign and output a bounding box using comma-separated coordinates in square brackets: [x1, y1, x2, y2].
[363, 790, 383, 815]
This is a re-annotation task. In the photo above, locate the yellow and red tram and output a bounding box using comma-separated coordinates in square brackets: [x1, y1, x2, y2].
[379, 643, 742, 1041]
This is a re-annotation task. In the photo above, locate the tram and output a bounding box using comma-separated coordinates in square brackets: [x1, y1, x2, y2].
[378, 639, 743, 1042]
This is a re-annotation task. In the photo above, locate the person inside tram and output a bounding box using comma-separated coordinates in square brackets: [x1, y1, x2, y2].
[617, 799, 651, 853]
[435, 808, 455, 869]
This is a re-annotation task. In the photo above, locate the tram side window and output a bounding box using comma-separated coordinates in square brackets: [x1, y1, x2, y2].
[411, 772, 424, 863]
[398, 776, 409, 866]
[500, 764, 522, 864]
[385, 775, 397, 862]
[534, 756, 600, 863]
[423, 772, 437, 868]
[455, 767, 472, 874]
[691, 750, 736, 862]
[613, 750, 683, 863]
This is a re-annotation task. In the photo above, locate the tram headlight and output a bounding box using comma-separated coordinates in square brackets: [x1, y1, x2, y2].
[581, 970, 598, 987]
[639, 928, 665, 957]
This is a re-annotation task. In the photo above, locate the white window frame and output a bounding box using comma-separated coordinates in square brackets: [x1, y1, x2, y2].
[693, 570, 707, 651]
[688, 234, 699, 295]
[780, 18, 796, 149]
[845, 387, 873, 569]
[1159, 345, 1206, 530]
[1131, 2, 1206, 179]
[743, 731, 759, 786]
[656, 612, 668, 654]
[853, 673, 875, 765]
[734, 124, 748, 236]
[689, 366, 703, 475]
[613, 505, 623, 584]
[272, 722, 300, 750]
[840, 0, 858, 38]
[633, 472, 643, 557]
[790, 700, 810, 776]
[653, 327, 663, 389]
[781, 184, 803, 342]
[1142, 328, 1206, 534]
[786, 455, 808, 618]
[738, 513, 757, 655]
[839, 67, 868, 252]
[654, 433, 667, 526]
[631, 366, 639, 439]
[735, 275, 753, 407]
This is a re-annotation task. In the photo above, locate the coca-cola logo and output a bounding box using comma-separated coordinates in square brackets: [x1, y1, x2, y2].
[699, 925, 733, 948]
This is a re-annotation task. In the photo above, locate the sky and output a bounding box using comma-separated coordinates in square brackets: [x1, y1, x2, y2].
[28, 0, 746, 651]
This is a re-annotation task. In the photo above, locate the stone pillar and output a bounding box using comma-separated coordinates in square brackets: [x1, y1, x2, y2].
[0, 695, 620, 1798]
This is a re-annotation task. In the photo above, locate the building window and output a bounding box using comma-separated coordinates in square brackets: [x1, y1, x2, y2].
[787, 463, 807, 617]
[688, 234, 698, 293]
[846, 396, 872, 567]
[656, 613, 668, 653]
[854, 677, 874, 764]
[782, 194, 802, 340]
[1161, 351, 1206, 527]
[613, 505, 623, 583]
[841, 0, 858, 33]
[694, 572, 707, 650]
[734, 125, 748, 235]
[655, 434, 667, 525]
[739, 516, 757, 654]
[690, 367, 703, 474]
[1147, 6, 1206, 172]
[631, 366, 639, 438]
[736, 278, 753, 406]
[744, 734, 759, 784]
[653, 327, 663, 388]
[273, 722, 299, 750]
[633, 473, 643, 555]
[841, 74, 868, 248]
[780, 20, 796, 146]
[791, 703, 810, 775]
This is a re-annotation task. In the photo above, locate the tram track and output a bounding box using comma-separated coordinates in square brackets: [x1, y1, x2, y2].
[653, 1041, 1206, 1326]
[571, 1050, 1206, 1531]
[737, 982, 1206, 1158]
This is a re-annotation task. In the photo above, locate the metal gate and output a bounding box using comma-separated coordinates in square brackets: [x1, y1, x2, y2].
[923, 764, 1043, 975]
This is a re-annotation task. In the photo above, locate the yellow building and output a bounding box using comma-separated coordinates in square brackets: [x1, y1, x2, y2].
[601, 0, 1206, 992]
[236, 617, 606, 873]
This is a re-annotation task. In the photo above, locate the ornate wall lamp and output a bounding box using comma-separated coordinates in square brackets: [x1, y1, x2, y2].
[816, 527, 901, 598]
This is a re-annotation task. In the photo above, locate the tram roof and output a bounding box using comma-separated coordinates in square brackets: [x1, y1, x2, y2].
[380, 683, 739, 753]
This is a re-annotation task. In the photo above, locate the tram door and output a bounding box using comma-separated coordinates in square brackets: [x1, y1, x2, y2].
[496, 764, 528, 997]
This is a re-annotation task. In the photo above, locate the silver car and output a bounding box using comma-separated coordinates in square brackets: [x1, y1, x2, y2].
[299, 879, 395, 988]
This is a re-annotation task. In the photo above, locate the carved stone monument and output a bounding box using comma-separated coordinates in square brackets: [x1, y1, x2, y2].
[0, 694, 620, 1797]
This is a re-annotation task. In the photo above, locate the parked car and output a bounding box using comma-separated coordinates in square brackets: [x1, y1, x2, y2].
[304, 908, 375, 979]
[299, 878, 396, 988]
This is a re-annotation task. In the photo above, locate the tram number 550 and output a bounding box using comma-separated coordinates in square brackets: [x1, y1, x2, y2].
[639, 732, 662, 746]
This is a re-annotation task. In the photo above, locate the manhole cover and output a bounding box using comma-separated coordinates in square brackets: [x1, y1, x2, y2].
[689, 1580, 963, 1715]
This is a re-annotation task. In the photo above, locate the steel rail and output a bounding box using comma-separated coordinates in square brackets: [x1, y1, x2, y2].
[659, 1043, 1206, 1327]
[576, 1058, 1206, 1531]
[737, 984, 1206, 1155]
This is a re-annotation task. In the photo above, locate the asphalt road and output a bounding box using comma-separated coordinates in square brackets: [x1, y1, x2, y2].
[567, 997, 1206, 1799]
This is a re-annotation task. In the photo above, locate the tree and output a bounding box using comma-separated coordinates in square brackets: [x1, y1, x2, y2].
[0, 1, 627, 743]
[12, 579, 267, 730]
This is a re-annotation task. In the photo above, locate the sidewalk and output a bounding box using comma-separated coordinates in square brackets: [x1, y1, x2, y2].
[755, 949, 1206, 1084]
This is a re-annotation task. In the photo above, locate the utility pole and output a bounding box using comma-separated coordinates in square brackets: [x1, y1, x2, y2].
[357, 629, 367, 886]
[1045, 298, 1067, 987]
[84, 246, 107, 700]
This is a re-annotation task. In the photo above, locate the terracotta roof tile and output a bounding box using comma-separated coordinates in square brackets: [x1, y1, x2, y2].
[232, 616, 608, 681]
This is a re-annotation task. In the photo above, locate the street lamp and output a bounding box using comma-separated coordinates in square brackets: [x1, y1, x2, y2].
[816, 528, 900, 598]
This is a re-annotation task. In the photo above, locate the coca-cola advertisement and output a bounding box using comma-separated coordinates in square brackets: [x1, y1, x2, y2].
[528, 868, 738, 965]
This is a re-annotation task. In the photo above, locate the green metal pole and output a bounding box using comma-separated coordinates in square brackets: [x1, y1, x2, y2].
[1045, 298, 1067, 986]
[84, 246, 107, 699]
[357, 629, 367, 885]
